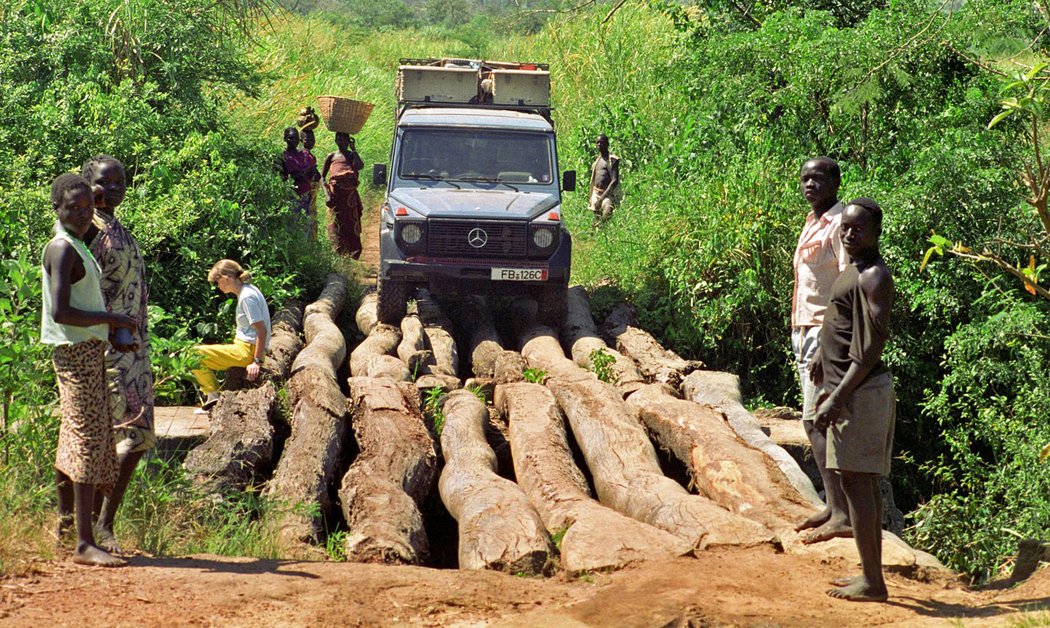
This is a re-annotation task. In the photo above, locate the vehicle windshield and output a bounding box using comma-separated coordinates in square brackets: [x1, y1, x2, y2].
[398, 129, 553, 185]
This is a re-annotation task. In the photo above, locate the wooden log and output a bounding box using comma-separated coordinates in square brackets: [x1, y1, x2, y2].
[681, 371, 822, 507]
[184, 383, 278, 495]
[398, 314, 433, 375]
[438, 390, 551, 573]
[366, 354, 413, 381]
[340, 377, 437, 563]
[627, 383, 815, 535]
[602, 302, 703, 389]
[265, 397, 348, 544]
[355, 292, 379, 336]
[416, 290, 459, 377]
[457, 295, 504, 378]
[494, 350, 527, 384]
[266, 278, 351, 545]
[519, 325, 774, 550]
[497, 382, 692, 572]
[415, 373, 461, 393]
[349, 323, 401, 377]
[305, 272, 349, 327]
[562, 286, 645, 396]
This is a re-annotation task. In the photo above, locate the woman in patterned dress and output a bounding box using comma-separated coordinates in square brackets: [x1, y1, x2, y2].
[41, 174, 135, 567]
[83, 155, 155, 554]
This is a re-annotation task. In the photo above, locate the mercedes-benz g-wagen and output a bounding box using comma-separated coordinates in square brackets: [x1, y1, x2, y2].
[372, 58, 574, 326]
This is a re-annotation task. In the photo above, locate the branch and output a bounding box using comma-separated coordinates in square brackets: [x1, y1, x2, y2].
[944, 42, 1007, 77]
[949, 248, 1050, 300]
[851, 0, 952, 86]
[602, 0, 630, 24]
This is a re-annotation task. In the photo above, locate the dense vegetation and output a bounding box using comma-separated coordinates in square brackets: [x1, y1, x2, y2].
[2, 0, 1049, 583]
[0, 0, 337, 571]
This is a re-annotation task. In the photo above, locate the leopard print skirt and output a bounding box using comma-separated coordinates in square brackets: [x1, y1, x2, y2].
[53, 339, 118, 494]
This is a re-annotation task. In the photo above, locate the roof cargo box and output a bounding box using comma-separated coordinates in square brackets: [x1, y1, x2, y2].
[491, 69, 550, 107]
[397, 65, 478, 104]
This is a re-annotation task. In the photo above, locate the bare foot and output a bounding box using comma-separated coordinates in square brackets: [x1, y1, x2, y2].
[801, 518, 853, 544]
[72, 544, 126, 567]
[794, 508, 830, 532]
[94, 527, 123, 555]
[827, 579, 888, 602]
[829, 574, 861, 587]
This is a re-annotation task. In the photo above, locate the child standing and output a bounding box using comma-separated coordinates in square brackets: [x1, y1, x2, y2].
[41, 173, 135, 567]
[82, 155, 155, 554]
[190, 260, 271, 411]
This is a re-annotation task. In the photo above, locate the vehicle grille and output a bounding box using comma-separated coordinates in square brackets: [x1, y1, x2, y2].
[428, 219, 528, 258]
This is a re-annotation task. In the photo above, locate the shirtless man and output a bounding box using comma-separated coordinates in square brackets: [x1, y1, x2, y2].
[588, 134, 620, 228]
[813, 198, 895, 602]
[792, 157, 852, 544]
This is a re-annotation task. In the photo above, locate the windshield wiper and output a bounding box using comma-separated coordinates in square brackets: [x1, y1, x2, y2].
[457, 175, 521, 192]
[405, 173, 460, 189]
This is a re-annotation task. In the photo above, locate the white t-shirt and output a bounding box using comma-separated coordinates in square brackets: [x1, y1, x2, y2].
[234, 284, 271, 350]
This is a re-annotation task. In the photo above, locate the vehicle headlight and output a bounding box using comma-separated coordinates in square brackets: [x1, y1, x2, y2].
[532, 226, 555, 248]
[401, 223, 423, 245]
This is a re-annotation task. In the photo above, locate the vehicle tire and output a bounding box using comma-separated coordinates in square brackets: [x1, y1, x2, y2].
[538, 284, 567, 329]
[377, 278, 408, 325]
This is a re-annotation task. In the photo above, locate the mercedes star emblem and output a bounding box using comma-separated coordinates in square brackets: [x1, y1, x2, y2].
[467, 228, 488, 248]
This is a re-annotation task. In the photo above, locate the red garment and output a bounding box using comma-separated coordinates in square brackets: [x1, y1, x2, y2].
[282, 149, 316, 198]
[326, 159, 363, 258]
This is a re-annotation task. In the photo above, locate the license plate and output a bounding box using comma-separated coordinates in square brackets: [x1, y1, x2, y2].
[491, 268, 548, 281]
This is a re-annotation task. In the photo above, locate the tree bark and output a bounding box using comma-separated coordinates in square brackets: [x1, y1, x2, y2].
[519, 325, 774, 550]
[456, 295, 504, 378]
[439, 390, 551, 573]
[494, 350, 527, 384]
[398, 314, 433, 375]
[627, 383, 815, 536]
[340, 377, 437, 564]
[601, 302, 703, 389]
[184, 383, 278, 495]
[349, 323, 401, 377]
[366, 354, 413, 381]
[681, 371, 823, 507]
[497, 382, 691, 572]
[355, 292, 378, 336]
[264, 397, 348, 545]
[562, 287, 645, 396]
[266, 275, 350, 545]
[416, 290, 459, 377]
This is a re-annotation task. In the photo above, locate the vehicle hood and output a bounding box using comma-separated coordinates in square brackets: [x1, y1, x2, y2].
[389, 188, 560, 220]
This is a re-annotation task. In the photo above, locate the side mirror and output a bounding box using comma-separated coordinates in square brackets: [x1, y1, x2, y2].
[562, 170, 576, 192]
[373, 163, 388, 186]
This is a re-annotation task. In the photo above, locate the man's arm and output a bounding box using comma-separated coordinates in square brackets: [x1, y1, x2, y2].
[814, 265, 893, 430]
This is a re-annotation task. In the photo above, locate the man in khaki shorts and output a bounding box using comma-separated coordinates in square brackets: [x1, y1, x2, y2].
[588, 134, 620, 228]
[792, 157, 851, 543]
[812, 197, 895, 602]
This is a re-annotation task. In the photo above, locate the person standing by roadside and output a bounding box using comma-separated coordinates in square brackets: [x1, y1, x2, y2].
[82, 155, 155, 555]
[321, 131, 366, 258]
[279, 127, 316, 225]
[814, 198, 896, 602]
[42, 173, 135, 567]
[791, 157, 852, 544]
[588, 134, 620, 228]
[298, 107, 323, 240]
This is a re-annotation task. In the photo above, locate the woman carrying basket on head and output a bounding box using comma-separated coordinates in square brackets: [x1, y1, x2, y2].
[322, 132, 365, 258]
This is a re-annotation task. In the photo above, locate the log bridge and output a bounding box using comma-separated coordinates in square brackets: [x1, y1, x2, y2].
[182, 279, 941, 574]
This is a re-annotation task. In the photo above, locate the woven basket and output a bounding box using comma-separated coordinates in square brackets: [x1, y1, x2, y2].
[317, 96, 374, 134]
